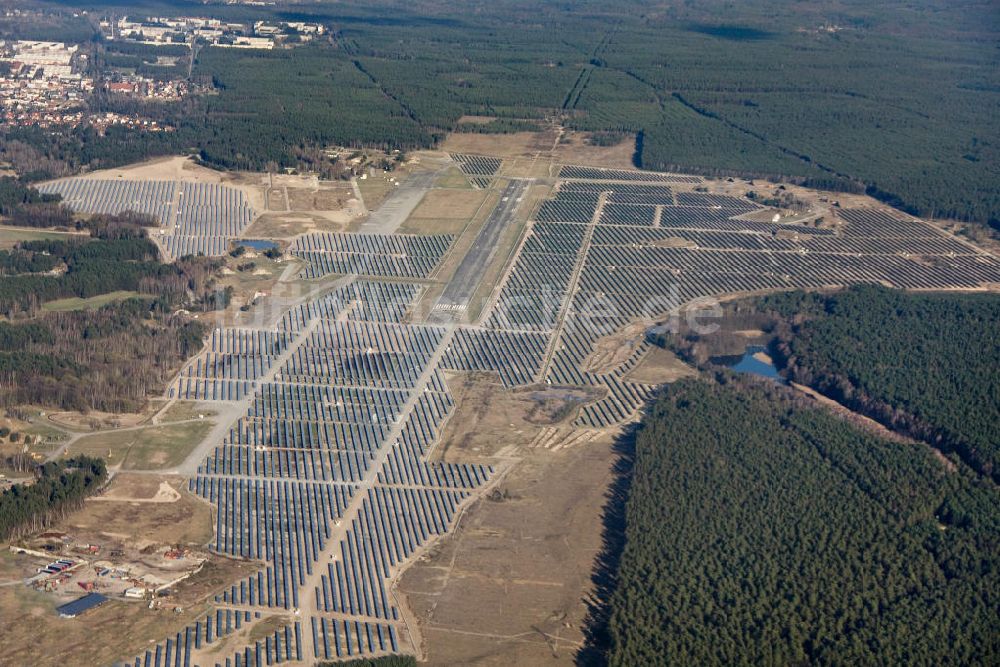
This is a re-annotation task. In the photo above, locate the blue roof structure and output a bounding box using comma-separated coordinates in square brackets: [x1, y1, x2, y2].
[57, 592, 108, 618]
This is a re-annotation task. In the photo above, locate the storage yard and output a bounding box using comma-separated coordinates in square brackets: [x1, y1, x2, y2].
[9, 150, 1000, 666]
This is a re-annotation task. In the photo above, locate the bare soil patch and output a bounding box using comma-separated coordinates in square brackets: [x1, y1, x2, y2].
[457, 115, 498, 125]
[399, 433, 617, 666]
[48, 408, 152, 432]
[652, 236, 696, 248]
[243, 212, 347, 238]
[582, 322, 649, 374]
[66, 475, 214, 546]
[286, 184, 356, 212]
[91, 474, 181, 503]
[79, 155, 219, 183]
[434, 373, 602, 463]
[434, 373, 546, 462]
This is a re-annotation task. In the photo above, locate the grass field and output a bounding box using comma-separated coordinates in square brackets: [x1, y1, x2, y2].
[67, 421, 214, 470]
[160, 401, 217, 423]
[41, 290, 146, 312]
[398, 187, 489, 236]
[434, 167, 473, 189]
[0, 227, 83, 249]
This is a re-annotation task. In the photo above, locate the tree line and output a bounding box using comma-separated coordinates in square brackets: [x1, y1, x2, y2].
[0, 456, 108, 542]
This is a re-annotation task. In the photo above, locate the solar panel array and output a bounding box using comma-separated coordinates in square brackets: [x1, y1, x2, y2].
[557, 164, 702, 183]
[116, 162, 1000, 665]
[450, 153, 502, 189]
[114, 612, 303, 667]
[290, 232, 454, 279]
[173, 278, 494, 664]
[37, 178, 256, 259]
[173, 329, 294, 401]
[477, 172, 1000, 428]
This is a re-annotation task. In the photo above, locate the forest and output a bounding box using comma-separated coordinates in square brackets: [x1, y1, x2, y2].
[0, 456, 108, 542]
[606, 377, 998, 665]
[0, 299, 206, 412]
[658, 285, 1000, 484]
[0, 213, 227, 411]
[759, 286, 1000, 484]
[4, 0, 998, 228]
[0, 236, 170, 316]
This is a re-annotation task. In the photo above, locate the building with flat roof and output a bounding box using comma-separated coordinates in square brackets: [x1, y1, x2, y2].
[56, 592, 108, 618]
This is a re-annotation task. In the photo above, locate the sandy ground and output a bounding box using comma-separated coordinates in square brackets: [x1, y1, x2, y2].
[76, 155, 223, 183]
[433, 373, 600, 463]
[64, 475, 214, 545]
[550, 132, 638, 170]
[401, 432, 616, 666]
[48, 408, 153, 431]
[581, 322, 650, 374]
[388, 373, 616, 665]
[90, 477, 182, 504]
[441, 132, 558, 159]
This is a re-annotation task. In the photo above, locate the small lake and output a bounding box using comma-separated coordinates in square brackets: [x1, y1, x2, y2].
[237, 239, 279, 250]
[713, 345, 785, 383]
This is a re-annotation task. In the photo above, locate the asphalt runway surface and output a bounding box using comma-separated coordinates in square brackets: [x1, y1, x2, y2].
[433, 178, 529, 318]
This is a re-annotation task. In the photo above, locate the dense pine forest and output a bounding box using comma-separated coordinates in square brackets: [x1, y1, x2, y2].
[760, 286, 1000, 483]
[0, 456, 108, 541]
[606, 377, 998, 666]
[4, 0, 999, 229]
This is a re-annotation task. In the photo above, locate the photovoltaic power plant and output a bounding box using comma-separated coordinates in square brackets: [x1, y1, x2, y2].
[37, 178, 255, 259]
[111, 161, 1000, 665]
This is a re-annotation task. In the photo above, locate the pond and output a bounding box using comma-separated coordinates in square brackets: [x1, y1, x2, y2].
[713, 345, 785, 383]
[236, 239, 279, 250]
